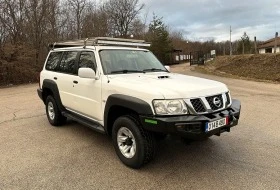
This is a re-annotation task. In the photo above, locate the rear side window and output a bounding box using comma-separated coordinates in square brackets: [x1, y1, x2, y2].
[45, 52, 62, 71]
[58, 51, 78, 74]
[78, 51, 97, 72]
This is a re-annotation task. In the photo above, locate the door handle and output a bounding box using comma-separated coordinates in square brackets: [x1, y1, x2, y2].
[54, 77, 57, 80]
[73, 80, 78, 84]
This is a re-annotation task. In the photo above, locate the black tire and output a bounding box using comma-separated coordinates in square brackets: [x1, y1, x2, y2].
[112, 115, 156, 169]
[45, 95, 67, 126]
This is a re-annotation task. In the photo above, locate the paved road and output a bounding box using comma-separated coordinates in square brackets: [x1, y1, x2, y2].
[0, 65, 280, 190]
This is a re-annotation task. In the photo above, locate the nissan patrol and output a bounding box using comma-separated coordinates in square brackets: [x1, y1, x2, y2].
[37, 37, 241, 168]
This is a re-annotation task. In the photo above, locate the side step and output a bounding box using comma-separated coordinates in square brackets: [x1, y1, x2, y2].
[62, 112, 106, 134]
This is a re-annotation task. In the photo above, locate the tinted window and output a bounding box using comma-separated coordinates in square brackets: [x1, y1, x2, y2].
[45, 52, 62, 71]
[58, 51, 78, 74]
[78, 51, 97, 71]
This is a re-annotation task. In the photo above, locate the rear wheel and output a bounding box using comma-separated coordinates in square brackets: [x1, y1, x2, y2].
[45, 95, 66, 126]
[112, 115, 156, 169]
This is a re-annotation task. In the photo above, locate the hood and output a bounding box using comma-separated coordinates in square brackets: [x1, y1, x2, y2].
[109, 72, 228, 99]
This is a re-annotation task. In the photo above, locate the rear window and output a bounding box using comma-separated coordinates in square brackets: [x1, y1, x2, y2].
[58, 51, 78, 74]
[45, 52, 62, 71]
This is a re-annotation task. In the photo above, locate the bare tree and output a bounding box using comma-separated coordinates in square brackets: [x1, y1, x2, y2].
[104, 0, 144, 37]
[0, 15, 7, 46]
[45, 0, 62, 42]
[24, 0, 50, 65]
[67, 0, 89, 39]
[0, 0, 26, 43]
[81, 5, 109, 37]
[130, 18, 145, 38]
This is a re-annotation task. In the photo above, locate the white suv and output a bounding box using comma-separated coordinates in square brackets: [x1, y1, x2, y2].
[37, 37, 241, 168]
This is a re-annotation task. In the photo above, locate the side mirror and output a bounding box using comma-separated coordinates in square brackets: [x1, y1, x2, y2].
[165, 65, 170, 72]
[78, 68, 96, 79]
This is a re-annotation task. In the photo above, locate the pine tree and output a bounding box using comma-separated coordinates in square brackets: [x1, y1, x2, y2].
[237, 32, 252, 54]
[146, 14, 172, 64]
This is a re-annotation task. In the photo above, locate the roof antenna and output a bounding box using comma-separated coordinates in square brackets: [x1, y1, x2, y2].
[83, 38, 88, 49]
[52, 42, 56, 50]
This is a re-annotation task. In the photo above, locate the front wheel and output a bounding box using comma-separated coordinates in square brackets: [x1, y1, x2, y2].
[112, 115, 156, 169]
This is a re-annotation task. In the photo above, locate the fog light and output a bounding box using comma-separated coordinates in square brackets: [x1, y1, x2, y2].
[176, 125, 184, 130]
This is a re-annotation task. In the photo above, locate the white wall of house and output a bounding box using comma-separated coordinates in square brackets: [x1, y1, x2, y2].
[259, 49, 266, 54]
[259, 47, 280, 54]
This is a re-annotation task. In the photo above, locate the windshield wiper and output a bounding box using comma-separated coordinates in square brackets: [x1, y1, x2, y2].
[110, 70, 144, 74]
[143, 68, 167, 72]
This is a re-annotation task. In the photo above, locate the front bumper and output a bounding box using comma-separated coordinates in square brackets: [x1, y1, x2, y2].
[140, 99, 241, 140]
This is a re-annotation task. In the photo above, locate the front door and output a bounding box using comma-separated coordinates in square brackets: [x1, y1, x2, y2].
[71, 51, 103, 121]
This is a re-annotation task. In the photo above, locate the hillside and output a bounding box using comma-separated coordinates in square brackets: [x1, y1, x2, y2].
[197, 54, 280, 82]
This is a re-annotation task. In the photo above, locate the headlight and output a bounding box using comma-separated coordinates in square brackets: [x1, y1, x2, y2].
[153, 99, 188, 115]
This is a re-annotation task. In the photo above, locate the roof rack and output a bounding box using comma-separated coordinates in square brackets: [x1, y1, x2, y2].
[49, 37, 151, 49]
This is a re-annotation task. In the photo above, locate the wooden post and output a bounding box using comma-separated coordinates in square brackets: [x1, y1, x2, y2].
[274, 32, 278, 53]
[254, 36, 258, 54]
[230, 26, 232, 56]
[190, 52, 192, 65]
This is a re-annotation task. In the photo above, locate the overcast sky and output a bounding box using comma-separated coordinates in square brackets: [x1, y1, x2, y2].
[141, 0, 280, 42]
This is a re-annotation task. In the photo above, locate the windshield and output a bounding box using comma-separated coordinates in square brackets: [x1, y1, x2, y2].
[99, 50, 167, 74]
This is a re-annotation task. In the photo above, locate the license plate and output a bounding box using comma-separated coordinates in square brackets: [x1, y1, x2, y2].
[206, 117, 228, 132]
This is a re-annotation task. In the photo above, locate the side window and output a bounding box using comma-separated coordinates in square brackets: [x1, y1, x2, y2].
[45, 52, 62, 71]
[58, 51, 78, 74]
[78, 51, 97, 72]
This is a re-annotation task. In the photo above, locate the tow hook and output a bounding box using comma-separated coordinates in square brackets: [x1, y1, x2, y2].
[228, 110, 237, 125]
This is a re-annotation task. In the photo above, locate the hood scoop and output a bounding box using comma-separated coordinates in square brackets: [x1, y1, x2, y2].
[158, 75, 170, 79]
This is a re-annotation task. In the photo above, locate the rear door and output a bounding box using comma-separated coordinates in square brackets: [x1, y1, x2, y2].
[54, 51, 79, 110]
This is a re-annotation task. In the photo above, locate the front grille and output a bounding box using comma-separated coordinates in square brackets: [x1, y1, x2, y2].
[206, 94, 224, 111]
[190, 98, 206, 113]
